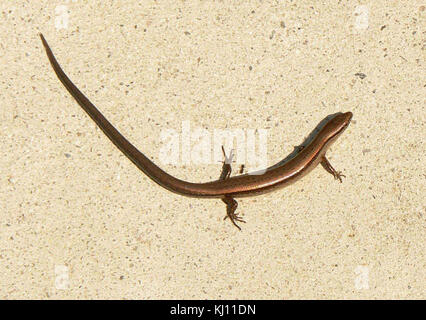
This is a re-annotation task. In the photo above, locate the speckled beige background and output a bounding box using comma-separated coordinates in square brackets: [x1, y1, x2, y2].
[0, 1, 424, 299]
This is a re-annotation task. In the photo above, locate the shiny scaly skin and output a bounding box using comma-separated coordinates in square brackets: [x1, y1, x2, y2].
[40, 33, 352, 199]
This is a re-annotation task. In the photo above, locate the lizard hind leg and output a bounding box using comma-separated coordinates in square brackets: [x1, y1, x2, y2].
[219, 145, 234, 180]
[222, 196, 245, 231]
[218, 146, 246, 230]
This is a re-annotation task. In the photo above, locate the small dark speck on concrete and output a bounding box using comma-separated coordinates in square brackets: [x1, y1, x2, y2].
[362, 148, 371, 155]
[120, 276, 124, 280]
[380, 25, 386, 30]
[280, 21, 285, 28]
[64, 153, 71, 158]
[184, 31, 191, 35]
[355, 72, 366, 79]
[249, 66, 252, 71]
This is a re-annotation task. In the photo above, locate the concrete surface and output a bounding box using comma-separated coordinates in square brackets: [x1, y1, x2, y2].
[0, 1, 424, 299]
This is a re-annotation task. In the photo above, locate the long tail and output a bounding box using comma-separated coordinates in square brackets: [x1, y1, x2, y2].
[39, 33, 216, 197]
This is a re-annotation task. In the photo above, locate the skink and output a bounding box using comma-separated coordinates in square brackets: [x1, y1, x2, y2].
[40, 33, 353, 229]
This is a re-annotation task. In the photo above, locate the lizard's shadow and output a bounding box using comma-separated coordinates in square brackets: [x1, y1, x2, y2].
[265, 112, 342, 171]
